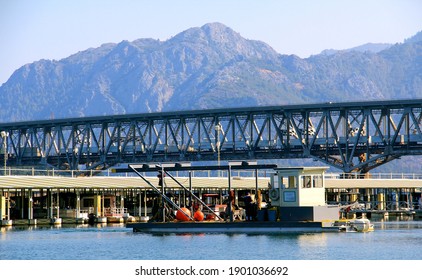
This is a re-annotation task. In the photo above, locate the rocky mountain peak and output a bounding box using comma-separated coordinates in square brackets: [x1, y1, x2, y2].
[172, 22, 243, 44]
[0, 24, 421, 124]
[404, 30, 422, 43]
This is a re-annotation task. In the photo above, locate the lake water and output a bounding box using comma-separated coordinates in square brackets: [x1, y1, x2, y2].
[1, 216, 421, 260]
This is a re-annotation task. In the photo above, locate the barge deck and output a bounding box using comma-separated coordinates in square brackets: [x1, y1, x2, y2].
[126, 220, 338, 233]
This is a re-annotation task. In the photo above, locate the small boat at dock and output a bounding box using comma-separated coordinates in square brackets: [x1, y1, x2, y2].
[332, 218, 374, 232]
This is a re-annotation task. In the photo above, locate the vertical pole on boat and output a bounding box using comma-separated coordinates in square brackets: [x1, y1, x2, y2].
[255, 168, 260, 215]
[161, 165, 165, 222]
[228, 165, 233, 222]
[255, 168, 258, 199]
[189, 171, 192, 211]
[164, 171, 223, 220]
[128, 165, 193, 220]
[144, 189, 147, 217]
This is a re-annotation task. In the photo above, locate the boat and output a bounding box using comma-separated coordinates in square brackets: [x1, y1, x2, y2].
[122, 164, 375, 234]
[50, 217, 62, 225]
[332, 218, 375, 232]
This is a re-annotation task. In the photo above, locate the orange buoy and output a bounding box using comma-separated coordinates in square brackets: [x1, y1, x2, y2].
[176, 207, 191, 221]
[206, 214, 215, 221]
[194, 210, 204, 221]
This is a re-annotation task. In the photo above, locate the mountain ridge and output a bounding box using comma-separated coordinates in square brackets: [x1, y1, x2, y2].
[1, 22, 421, 123]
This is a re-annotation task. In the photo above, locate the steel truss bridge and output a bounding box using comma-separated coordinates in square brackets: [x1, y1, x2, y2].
[0, 99, 421, 173]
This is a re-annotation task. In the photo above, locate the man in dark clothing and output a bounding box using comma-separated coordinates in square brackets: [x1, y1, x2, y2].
[243, 192, 254, 221]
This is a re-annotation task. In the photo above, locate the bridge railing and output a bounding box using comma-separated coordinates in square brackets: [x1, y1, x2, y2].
[1, 167, 422, 181]
[0, 167, 100, 177]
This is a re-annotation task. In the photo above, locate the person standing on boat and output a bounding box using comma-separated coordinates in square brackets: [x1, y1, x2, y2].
[225, 190, 238, 221]
[243, 192, 254, 221]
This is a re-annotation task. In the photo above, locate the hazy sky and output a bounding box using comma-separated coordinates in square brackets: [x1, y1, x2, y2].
[1, 0, 421, 84]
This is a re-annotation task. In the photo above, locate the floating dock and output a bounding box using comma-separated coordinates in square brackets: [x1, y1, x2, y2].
[1, 163, 421, 227]
[127, 220, 337, 234]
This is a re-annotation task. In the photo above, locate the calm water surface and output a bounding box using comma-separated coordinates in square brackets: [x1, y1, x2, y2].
[1, 218, 421, 260]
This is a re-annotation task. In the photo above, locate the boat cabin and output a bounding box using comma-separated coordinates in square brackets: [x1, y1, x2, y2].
[270, 167, 339, 222]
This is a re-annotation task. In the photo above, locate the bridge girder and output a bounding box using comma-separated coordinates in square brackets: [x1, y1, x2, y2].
[0, 99, 421, 173]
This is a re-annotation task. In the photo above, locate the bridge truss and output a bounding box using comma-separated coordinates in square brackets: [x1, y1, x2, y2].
[0, 99, 421, 173]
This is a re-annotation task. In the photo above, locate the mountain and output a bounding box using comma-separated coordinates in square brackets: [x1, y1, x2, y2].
[320, 43, 393, 56]
[0, 22, 421, 123]
[404, 30, 422, 43]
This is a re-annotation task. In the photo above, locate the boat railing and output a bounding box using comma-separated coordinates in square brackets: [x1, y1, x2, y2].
[103, 207, 127, 217]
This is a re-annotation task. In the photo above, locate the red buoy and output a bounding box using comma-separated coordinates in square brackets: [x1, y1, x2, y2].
[176, 207, 191, 221]
[194, 210, 204, 221]
[206, 214, 215, 221]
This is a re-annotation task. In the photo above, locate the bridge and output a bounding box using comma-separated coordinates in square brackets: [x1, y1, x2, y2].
[0, 99, 421, 173]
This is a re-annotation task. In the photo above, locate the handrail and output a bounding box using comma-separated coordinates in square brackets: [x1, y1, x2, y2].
[328, 200, 421, 211]
[1, 167, 422, 180]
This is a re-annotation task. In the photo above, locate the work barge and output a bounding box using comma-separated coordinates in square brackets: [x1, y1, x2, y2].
[0, 161, 421, 228]
[124, 163, 342, 233]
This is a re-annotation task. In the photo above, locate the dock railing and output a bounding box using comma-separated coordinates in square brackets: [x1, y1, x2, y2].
[324, 172, 422, 180]
[103, 207, 128, 217]
[328, 200, 420, 212]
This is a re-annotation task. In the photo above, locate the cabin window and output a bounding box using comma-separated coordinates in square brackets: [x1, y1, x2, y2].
[273, 175, 279, 188]
[302, 176, 312, 188]
[313, 175, 323, 188]
[288, 176, 297, 189]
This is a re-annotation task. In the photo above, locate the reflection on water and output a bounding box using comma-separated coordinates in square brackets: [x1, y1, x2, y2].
[298, 232, 328, 248]
[372, 213, 418, 222]
[370, 214, 422, 230]
[1, 217, 422, 260]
